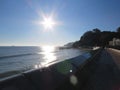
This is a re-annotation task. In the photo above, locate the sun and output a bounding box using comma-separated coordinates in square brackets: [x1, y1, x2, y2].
[41, 16, 56, 29]
[35, 12, 59, 30]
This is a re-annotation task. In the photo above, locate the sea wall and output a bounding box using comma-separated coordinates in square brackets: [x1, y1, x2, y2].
[0, 48, 102, 90]
[57, 48, 102, 90]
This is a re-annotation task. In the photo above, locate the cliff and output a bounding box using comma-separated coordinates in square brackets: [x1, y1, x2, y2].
[73, 28, 120, 48]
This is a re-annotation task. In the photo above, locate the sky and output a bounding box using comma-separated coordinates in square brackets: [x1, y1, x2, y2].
[0, 0, 120, 46]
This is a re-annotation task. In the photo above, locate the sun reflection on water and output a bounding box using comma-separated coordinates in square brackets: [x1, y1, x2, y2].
[34, 46, 57, 69]
[42, 46, 57, 65]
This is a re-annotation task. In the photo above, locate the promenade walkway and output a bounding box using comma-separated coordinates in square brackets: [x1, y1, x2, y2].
[108, 48, 120, 69]
[84, 48, 120, 90]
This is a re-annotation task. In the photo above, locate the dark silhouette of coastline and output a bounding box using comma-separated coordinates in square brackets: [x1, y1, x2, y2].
[72, 27, 120, 49]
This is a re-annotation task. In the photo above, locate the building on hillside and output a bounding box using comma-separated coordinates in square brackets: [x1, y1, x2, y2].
[109, 38, 120, 46]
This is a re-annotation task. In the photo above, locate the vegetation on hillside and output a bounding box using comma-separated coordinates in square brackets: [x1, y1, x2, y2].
[73, 27, 120, 48]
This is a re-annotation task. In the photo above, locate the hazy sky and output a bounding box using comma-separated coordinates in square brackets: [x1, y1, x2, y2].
[0, 0, 120, 46]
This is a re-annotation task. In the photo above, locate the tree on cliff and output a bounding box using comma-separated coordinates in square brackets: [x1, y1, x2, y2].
[93, 28, 101, 33]
[80, 28, 101, 46]
[116, 27, 120, 33]
[72, 27, 120, 48]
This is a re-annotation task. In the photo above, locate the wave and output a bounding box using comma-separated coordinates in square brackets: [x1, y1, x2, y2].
[0, 53, 39, 59]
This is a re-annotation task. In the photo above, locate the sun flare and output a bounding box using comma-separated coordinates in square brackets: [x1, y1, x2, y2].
[35, 12, 59, 30]
[41, 16, 56, 30]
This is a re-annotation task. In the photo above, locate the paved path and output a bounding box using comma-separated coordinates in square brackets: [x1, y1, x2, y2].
[107, 48, 120, 69]
[83, 49, 120, 90]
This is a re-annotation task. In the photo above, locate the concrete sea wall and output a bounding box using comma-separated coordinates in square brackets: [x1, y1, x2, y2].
[0, 48, 102, 90]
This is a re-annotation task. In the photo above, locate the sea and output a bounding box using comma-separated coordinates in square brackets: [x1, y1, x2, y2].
[0, 46, 86, 79]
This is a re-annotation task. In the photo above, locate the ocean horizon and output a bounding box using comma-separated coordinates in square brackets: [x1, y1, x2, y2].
[0, 46, 86, 79]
